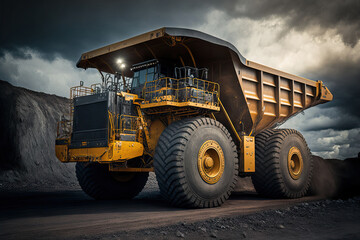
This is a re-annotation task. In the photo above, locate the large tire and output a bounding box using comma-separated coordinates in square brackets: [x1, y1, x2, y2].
[154, 117, 238, 208]
[252, 129, 313, 198]
[76, 162, 149, 200]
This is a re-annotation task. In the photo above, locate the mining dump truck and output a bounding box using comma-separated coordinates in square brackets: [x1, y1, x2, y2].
[55, 27, 333, 208]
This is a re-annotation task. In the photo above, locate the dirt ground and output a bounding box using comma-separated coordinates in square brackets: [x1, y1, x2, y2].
[123, 197, 360, 240]
[0, 186, 359, 240]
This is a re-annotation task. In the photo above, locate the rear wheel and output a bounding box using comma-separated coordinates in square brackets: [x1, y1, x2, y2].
[154, 117, 238, 208]
[251, 129, 313, 198]
[76, 162, 149, 200]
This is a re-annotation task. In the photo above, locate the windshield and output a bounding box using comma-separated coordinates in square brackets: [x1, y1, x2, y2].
[132, 66, 156, 90]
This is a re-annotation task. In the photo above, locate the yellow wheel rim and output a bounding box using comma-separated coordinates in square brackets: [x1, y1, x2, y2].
[287, 147, 303, 180]
[197, 140, 225, 184]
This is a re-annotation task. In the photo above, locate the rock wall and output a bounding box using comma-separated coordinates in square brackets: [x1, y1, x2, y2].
[0, 80, 77, 188]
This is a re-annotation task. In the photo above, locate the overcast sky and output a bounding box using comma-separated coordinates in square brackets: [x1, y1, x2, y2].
[1, 0, 359, 159]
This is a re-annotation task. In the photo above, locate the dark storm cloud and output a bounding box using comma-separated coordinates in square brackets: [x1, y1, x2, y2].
[0, 0, 217, 61]
[225, 0, 360, 47]
[302, 56, 360, 131]
[2, 0, 360, 61]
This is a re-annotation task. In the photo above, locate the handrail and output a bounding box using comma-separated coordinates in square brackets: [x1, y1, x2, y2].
[218, 99, 241, 144]
[143, 77, 220, 107]
[70, 85, 93, 99]
[108, 111, 140, 142]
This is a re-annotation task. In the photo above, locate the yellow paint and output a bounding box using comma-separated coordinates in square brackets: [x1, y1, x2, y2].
[69, 147, 109, 162]
[136, 106, 151, 154]
[117, 91, 138, 101]
[316, 81, 333, 102]
[155, 94, 175, 102]
[287, 147, 303, 180]
[179, 42, 197, 68]
[56, 141, 144, 163]
[240, 136, 255, 172]
[197, 140, 225, 184]
[112, 141, 144, 160]
[116, 91, 141, 103]
[141, 101, 220, 111]
[148, 119, 166, 154]
[55, 145, 68, 162]
[219, 99, 242, 143]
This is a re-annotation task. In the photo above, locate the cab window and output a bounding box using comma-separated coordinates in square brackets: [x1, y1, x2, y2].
[147, 67, 155, 82]
[132, 71, 140, 88]
[131, 65, 158, 93]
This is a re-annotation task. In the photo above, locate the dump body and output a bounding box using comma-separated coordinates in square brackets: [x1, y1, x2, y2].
[77, 27, 332, 141]
[234, 58, 333, 135]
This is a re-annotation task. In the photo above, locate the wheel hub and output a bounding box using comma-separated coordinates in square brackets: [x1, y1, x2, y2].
[204, 156, 214, 169]
[290, 160, 295, 169]
[198, 140, 225, 184]
[287, 147, 303, 180]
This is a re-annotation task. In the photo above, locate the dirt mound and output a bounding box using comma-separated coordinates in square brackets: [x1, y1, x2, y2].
[0, 80, 77, 189]
[311, 155, 360, 198]
[234, 155, 360, 198]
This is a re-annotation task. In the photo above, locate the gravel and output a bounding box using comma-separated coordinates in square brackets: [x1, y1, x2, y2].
[94, 196, 360, 240]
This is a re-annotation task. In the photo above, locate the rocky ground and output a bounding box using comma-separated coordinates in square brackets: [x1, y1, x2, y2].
[93, 197, 360, 240]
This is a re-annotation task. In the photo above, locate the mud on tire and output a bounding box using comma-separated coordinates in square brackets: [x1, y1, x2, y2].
[251, 129, 313, 198]
[76, 162, 148, 200]
[154, 117, 238, 208]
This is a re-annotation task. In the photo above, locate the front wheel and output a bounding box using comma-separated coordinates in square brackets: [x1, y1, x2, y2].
[154, 117, 238, 208]
[76, 162, 149, 200]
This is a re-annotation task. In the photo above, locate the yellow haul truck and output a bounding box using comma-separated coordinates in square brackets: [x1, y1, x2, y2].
[55, 28, 332, 208]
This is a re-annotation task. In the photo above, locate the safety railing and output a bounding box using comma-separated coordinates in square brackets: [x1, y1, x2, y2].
[70, 83, 106, 99]
[70, 85, 93, 99]
[68, 86, 93, 137]
[143, 77, 220, 107]
[57, 81, 128, 142]
[108, 112, 140, 142]
[90, 83, 102, 94]
[67, 84, 101, 138]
